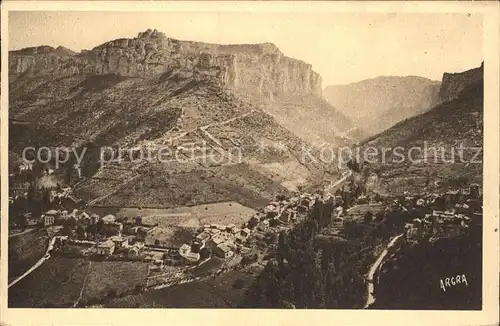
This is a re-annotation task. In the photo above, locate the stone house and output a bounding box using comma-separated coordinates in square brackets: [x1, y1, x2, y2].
[102, 214, 116, 224]
[208, 235, 225, 250]
[279, 209, 295, 223]
[103, 222, 123, 236]
[97, 240, 115, 256]
[127, 242, 144, 259]
[90, 213, 100, 225]
[214, 244, 233, 259]
[43, 209, 59, 226]
[109, 235, 128, 250]
[44, 214, 55, 227]
[196, 231, 211, 244]
[241, 228, 251, 238]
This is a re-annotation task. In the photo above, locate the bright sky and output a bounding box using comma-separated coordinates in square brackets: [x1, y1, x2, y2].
[8, 11, 483, 85]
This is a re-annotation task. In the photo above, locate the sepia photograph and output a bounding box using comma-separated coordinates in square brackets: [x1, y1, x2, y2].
[1, 2, 498, 323]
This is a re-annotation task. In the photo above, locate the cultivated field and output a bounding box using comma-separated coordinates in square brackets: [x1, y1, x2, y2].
[80, 260, 149, 304]
[115, 201, 256, 227]
[8, 229, 48, 281]
[105, 270, 255, 308]
[8, 257, 90, 307]
[8, 257, 149, 308]
[145, 226, 195, 248]
[98, 163, 291, 209]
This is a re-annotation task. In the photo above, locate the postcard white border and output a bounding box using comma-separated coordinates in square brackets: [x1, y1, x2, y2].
[1, 2, 498, 326]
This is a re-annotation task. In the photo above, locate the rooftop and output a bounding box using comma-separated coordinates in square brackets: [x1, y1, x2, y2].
[217, 244, 232, 253]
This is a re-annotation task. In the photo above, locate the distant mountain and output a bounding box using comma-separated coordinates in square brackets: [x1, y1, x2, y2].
[360, 63, 483, 194]
[324, 76, 441, 136]
[10, 45, 76, 57]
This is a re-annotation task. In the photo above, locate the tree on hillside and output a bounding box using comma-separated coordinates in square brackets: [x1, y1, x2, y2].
[200, 247, 212, 260]
[375, 211, 385, 222]
[248, 217, 259, 229]
[364, 211, 373, 223]
[76, 223, 86, 240]
[27, 182, 43, 217]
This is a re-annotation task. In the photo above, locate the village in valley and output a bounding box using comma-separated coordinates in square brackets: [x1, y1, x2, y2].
[8, 156, 483, 304]
[6, 14, 487, 310]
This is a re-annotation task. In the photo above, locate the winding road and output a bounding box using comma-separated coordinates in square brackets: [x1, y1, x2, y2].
[364, 233, 405, 308]
[325, 170, 352, 193]
[8, 236, 66, 288]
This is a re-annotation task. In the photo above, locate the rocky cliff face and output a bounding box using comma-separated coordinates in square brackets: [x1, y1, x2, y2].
[9, 29, 322, 98]
[439, 62, 483, 102]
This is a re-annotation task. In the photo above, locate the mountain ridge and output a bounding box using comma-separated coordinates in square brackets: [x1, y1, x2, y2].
[9, 29, 351, 209]
[9, 29, 323, 99]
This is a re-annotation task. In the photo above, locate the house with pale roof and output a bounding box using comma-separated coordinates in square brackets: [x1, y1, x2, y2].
[97, 240, 115, 256]
[208, 235, 225, 250]
[102, 214, 116, 224]
[196, 231, 211, 243]
[241, 228, 251, 238]
[214, 244, 233, 259]
[178, 243, 200, 263]
[109, 235, 128, 249]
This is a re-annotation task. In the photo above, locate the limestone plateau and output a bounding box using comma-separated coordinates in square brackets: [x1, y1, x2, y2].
[10, 29, 322, 99]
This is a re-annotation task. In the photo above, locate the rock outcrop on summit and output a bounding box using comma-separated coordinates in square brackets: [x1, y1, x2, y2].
[10, 29, 322, 100]
[439, 62, 484, 103]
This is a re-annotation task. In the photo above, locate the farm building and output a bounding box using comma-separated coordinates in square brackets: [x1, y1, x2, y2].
[109, 235, 128, 249]
[97, 240, 115, 256]
[102, 214, 116, 223]
[214, 244, 233, 259]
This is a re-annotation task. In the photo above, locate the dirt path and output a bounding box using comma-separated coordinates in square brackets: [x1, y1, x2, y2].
[8, 229, 35, 238]
[162, 109, 256, 145]
[8, 236, 61, 288]
[85, 110, 257, 206]
[325, 170, 352, 193]
[72, 260, 92, 307]
[86, 174, 141, 206]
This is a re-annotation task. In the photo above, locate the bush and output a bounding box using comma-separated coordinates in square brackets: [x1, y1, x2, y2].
[233, 278, 245, 289]
[134, 284, 144, 294]
[276, 194, 288, 201]
[108, 288, 117, 298]
[375, 211, 385, 222]
[200, 247, 212, 260]
[363, 211, 373, 223]
[241, 253, 258, 265]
